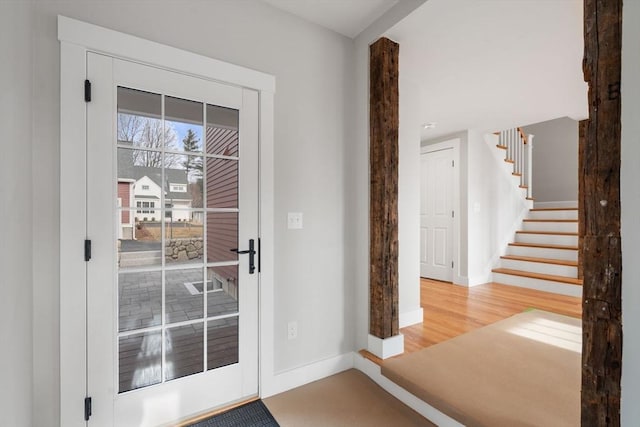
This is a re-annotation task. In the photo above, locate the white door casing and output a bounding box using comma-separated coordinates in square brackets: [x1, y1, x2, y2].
[420, 147, 454, 282]
[59, 17, 275, 427]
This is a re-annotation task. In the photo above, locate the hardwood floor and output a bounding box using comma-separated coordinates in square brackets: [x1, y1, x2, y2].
[401, 278, 582, 354]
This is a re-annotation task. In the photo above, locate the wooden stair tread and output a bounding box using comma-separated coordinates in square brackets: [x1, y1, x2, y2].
[509, 242, 578, 250]
[519, 185, 528, 189]
[358, 349, 384, 366]
[504, 159, 515, 164]
[530, 207, 578, 211]
[523, 219, 578, 223]
[492, 268, 583, 285]
[496, 144, 508, 150]
[526, 197, 535, 201]
[501, 255, 578, 267]
[512, 172, 522, 177]
[516, 230, 578, 236]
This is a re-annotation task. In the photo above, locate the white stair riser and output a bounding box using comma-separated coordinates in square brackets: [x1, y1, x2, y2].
[507, 245, 578, 261]
[500, 259, 577, 277]
[522, 221, 578, 233]
[528, 210, 578, 220]
[493, 273, 582, 297]
[516, 233, 578, 246]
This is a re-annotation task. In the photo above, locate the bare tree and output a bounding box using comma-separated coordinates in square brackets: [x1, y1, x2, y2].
[117, 113, 180, 168]
[117, 113, 143, 143]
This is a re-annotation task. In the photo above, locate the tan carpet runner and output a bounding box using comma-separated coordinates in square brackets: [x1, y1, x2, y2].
[382, 310, 581, 427]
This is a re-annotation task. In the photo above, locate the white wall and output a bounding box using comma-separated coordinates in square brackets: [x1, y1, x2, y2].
[398, 72, 423, 326]
[522, 117, 578, 204]
[466, 130, 530, 285]
[26, 1, 354, 424]
[0, 2, 33, 426]
[621, 0, 640, 423]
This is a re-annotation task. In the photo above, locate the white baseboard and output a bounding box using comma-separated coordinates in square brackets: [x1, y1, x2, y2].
[453, 275, 468, 286]
[262, 352, 354, 398]
[354, 354, 464, 427]
[400, 308, 424, 328]
[533, 200, 578, 209]
[467, 272, 492, 286]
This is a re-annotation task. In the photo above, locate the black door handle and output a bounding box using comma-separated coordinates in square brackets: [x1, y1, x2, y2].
[230, 239, 256, 274]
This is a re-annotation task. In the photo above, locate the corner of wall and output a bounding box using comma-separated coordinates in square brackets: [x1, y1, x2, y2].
[466, 130, 530, 286]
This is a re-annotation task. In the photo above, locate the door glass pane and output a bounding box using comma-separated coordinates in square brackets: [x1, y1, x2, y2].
[119, 330, 162, 393]
[165, 268, 204, 324]
[206, 104, 239, 157]
[119, 270, 162, 333]
[117, 87, 162, 149]
[206, 158, 238, 209]
[207, 317, 238, 370]
[168, 153, 203, 207]
[206, 212, 238, 263]
[207, 265, 239, 318]
[165, 323, 204, 381]
[165, 96, 204, 153]
[165, 213, 204, 266]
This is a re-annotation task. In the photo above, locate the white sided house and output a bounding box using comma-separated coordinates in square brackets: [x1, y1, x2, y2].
[117, 146, 193, 239]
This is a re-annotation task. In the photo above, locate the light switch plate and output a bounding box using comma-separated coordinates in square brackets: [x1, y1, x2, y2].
[287, 212, 303, 229]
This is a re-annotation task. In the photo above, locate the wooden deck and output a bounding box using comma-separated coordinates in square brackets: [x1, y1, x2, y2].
[363, 278, 582, 365]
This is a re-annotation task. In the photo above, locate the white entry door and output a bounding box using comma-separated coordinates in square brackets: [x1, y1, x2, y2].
[420, 148, 454, 282]
[86, 53, 259, 426]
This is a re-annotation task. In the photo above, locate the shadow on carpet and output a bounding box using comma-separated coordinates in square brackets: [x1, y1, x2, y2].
[189, 400, 280, 427]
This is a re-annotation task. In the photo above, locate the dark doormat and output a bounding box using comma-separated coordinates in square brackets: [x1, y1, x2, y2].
[189, 400, 280, 427]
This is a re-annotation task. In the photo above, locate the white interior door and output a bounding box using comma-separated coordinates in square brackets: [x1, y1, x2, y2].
[86, 53, 259, 426]
[420, 148, 454, 282]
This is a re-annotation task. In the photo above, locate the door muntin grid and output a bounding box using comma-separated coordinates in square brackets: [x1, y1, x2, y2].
[116, 87, 240, 393]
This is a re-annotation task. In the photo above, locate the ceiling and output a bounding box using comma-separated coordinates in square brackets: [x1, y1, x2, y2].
[387, 0, 588, 140]
[262, 0, 399, 38]
[264, 0, 587, 141]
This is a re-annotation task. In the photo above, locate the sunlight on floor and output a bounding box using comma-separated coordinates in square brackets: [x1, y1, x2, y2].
[507, 316, 582, 353]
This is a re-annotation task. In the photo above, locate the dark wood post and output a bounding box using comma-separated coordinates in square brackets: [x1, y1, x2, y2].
[581, 0, 623, 425]
[369, 37, 399, 339]
[578, 120, 586, 280]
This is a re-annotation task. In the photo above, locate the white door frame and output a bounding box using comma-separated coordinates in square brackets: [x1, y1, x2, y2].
[59, 16, 275, 426]
[420, 139, 462, 285]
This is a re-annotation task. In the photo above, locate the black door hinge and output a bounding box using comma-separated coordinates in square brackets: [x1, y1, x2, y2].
[84, 79, 92, 102]
[84, 397, 92, 421]
[258, 238, 261, 273]
[84, 239, 92, 262]
[451, 261, 454, 268]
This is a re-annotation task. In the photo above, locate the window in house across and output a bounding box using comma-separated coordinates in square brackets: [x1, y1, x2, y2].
[141, 185, 150, 190]
[169, 184, 186, 193]
[137, 201, 156, 214]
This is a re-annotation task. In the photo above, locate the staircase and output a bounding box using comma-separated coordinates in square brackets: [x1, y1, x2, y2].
[489, 127, 582, 297]
[492, 207, 582, 297]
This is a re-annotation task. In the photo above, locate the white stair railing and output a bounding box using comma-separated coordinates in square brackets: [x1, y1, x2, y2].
[499, 128, 534, 199]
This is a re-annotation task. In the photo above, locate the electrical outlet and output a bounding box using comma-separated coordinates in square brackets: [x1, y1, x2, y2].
[287, 321, 298, 340]
[287, 212, 303, 229]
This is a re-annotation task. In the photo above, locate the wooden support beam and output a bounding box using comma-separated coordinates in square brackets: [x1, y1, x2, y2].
[581, 0, 623, 425]
[369, 37, 399, 339]
[578, 119, 586, 280]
